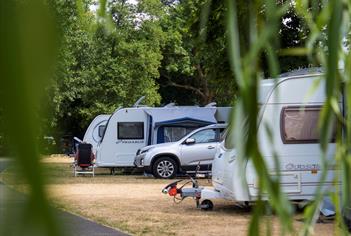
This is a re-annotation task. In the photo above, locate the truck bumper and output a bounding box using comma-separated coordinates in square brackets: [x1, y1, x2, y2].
[134, 153, 146, 167]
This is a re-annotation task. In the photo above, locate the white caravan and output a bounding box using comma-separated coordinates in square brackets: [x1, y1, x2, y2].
[210, 72, 339, 203]
[96, 105, 230, 168]
[162, 70, 341, 209]
[82, 114, 110, 154]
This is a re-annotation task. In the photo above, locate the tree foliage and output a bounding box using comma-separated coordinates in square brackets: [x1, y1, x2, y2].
[47, 0, 312, 137]
[50, 0, 163, 136]
[159, 0, 237, 105]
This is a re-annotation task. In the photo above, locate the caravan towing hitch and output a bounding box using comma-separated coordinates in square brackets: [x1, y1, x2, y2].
[161, 177, 214, 211]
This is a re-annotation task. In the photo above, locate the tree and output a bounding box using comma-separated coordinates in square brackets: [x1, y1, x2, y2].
[158, 1, 312, 106]
[159, 0, 237, 106]
[47, 0, 96, 136]
[46, 0, 312, 138]
[48, 0, 165, 136]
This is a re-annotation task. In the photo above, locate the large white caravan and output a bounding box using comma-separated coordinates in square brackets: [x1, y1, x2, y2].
[95, 105, 230, 168]
[82, 114, 110, 154]
[209, 72, 339, 203]
[163, 71, 341, 209]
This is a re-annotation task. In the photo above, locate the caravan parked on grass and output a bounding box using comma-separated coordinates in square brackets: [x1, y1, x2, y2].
[163, 69, 341, 209]
[95, 103, 230, 168]
[209, 71, 339, 203]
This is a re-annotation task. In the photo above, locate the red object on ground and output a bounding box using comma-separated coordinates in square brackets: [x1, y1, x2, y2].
[168, 187, 178, 196]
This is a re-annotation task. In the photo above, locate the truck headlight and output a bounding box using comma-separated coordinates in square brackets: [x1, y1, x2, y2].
[141, 148, 153, 154]
[140, 149, 148, 154]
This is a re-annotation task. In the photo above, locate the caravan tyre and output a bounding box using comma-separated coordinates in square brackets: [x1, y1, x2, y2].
[342, 207, 351, 232]
[153, 157, 177, 179]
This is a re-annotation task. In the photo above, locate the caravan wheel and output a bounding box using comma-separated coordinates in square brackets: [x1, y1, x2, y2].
[343, 207, 351, 232]
[153, 157, 177, 179]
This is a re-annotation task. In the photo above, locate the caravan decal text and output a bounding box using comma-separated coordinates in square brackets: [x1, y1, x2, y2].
[116, 140, 144, 144]
[285, 163, 320, 171]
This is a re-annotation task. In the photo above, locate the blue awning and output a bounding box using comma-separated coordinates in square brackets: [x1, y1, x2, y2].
[144, 107, 217, 128]
[154, 117, 214, 127]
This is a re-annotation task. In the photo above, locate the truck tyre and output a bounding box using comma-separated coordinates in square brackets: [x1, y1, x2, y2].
[152, 157, 177, 179]
[200, 199, 214, 211]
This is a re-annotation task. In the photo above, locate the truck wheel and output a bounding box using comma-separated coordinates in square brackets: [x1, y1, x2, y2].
[153, 157, 177, 179]
[200, 199, 214, 211]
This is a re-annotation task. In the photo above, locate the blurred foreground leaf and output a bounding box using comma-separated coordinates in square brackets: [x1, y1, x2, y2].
[0, 0, 61, 235]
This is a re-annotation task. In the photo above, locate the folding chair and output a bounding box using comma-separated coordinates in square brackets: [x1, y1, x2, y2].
[74, 143, 95, 177]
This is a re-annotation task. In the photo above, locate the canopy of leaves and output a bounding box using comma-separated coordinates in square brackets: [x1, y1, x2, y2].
[50, 0, 163, 136]
[45, 0, 311, 138]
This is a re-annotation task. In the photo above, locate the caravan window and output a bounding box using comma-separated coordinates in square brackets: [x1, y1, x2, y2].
[164, 127, 196, 143]
[98, 125, 106, 138]
[280, 106, 332, 144]
[118, 122, 144, 139]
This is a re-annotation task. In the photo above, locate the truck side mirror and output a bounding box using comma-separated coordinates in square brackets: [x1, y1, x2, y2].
[184, 138, 195, 145]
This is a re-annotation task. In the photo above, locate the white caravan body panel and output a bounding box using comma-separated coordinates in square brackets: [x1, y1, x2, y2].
[212, 74, 340, 202]
[96, 108, 150, 167]
[83, 114, 110, 154]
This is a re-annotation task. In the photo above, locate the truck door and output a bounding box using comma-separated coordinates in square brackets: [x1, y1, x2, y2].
[180, 128, 219, 166]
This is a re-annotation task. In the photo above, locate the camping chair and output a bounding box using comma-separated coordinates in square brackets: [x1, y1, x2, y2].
[74, 143, 95, 177]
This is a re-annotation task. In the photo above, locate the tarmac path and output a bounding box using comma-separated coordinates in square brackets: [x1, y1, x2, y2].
[0, 158, 128, 236]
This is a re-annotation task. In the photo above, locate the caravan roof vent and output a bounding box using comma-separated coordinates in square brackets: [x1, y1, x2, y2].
[133, 96, 145, 107]
[205, 102, 217, 107]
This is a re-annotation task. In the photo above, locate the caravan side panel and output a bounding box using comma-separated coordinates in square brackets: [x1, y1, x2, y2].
[247, 76, 339, 200]
[96, 109, 149, 167]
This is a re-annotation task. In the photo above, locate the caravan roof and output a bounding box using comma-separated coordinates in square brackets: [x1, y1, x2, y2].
[259, 70, 324, 104]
